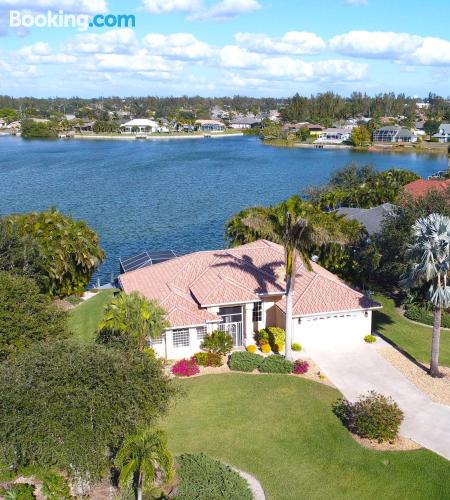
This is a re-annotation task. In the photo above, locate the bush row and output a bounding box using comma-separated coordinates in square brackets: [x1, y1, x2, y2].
[404, 304, 450, 329]
[228, 351, 309, 375]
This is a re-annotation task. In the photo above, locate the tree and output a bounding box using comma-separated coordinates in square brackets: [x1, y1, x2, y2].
[259, 123, 283, 140]
[96, 292, 168, 350]
[5, 209, 105, 297]
[423, 120, 440, 140]
[0, 272, 68, 361]
[115, 428, 173, 500]
[400, 214, 450, 377]
[238, 198, 352, 360]
[0, 342, 177, 481]
[21, 120, 58, 139]
[350, 125, 371, 147]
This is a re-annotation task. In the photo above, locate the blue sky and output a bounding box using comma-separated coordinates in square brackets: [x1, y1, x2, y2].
[0, 0, 449, 97]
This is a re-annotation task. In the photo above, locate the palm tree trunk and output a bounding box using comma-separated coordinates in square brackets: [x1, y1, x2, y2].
[430, 307, 442, 377]
[285, 273, 293, 362]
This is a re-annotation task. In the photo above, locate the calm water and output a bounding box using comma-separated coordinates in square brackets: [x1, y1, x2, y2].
[0, 135, 447, 282]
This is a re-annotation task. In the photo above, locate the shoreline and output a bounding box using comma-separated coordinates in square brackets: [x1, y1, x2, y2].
[72, 132, 244, 141]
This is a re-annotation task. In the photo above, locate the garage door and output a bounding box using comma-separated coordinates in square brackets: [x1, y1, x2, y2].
[293, 312, 368, 351]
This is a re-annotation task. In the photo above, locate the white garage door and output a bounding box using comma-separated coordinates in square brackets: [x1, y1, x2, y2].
[293, 312, 369, 351]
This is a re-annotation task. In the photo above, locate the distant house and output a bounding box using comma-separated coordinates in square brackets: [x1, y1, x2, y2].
[120, 119, 159, 133]
[373, 126, 417, 143]
[282, 122, 309, 133]
[29, 118, 50, 123]
[403, 179, 450, 199]
[6, 121, 21, 130]
[432, 124, 450, 143]
[73, 121, 96, 133]
[229, 117, 261, 129]
[307, 124, 324, 135]
[64, 114, 76, 121]
[315, 128, 351, 144]
[337, 203, 395, 236]
[0, 118, 6, 128]
[195, 119, 225, 132]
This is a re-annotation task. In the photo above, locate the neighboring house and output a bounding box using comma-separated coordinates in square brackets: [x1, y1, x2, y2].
[195, 119, 225, 132]
[29, 118, 50, 123]
[73, 120, 96, 132]
[432, 123, 450, 143]
[0, 118, 6, 128]
[282, 122, 309, 133]
[229, 117, 261, 129]
[307, 124, 324, 135]
[119, 240, 380, 359]
[315, 128, 351, 144]
[6, 121, 21, 130]
[403, 179, 450, 199]
[64, 114, 76, 121]
[337, 203, 395, 236]
[373, 126, 417, 143]
[120, 118, 159, 133]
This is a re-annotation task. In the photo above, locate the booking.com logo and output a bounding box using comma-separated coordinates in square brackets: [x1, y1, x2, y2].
[9, 10, 135, 32]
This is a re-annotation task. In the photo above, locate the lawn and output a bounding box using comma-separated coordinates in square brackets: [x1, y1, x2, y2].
[163, 374, 450, 500]
[68, 290, 116, 344]
[373, 294, 450, 367]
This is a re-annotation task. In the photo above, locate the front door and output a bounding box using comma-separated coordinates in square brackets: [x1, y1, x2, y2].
[218, 306, 243, 346]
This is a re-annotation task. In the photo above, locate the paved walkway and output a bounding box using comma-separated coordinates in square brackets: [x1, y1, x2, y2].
[299, 339, 450, 461]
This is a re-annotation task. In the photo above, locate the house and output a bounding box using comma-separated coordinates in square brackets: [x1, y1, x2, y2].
[282, 122, 309, 134]
[229, 117, 261, 129]
[0, 118, 6, 128]
[337, 203, 395, 236]
[432, 124, 450, 143]
[194, 119, 225, 132]
[73, 120, 96, 132]
[403, 179, 450, 199]
[119, 240, 380, 359]
[120, 118, 159, 134]
[373, 126, 417, 143]
[307, 124, 325, 135]
[315, 128, 351, 144]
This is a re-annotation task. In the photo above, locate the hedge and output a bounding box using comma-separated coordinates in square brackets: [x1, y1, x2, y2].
[228, 351, 263, 372]
[259, 355, 293, 374]
[404, 304, 450, 329]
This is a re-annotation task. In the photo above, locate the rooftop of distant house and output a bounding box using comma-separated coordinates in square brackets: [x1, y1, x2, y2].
[403, 179, 450, 199]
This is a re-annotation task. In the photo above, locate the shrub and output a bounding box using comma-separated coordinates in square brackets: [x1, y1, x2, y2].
[201, 330, 233, 355]
[171, 358, 200, 377]
[404, 304, 450, 329]
[0, 483, 35, 499]
[332, 391, 403, 443]
[228, 351, 262, 372]
[261, 344, 271, 354]
[292, 360, 309, 374]
[194, 351, 223, 367]
[176, 453, 252, 500]
[364, 334, 377, 343]
[246, 344, 257, 353]
[259, 338, 269, 346]
[259, 355, 293, 374]
[291, 343, 302, 351]
[273, 343, 284, 353]
[257, 327, 285, 350]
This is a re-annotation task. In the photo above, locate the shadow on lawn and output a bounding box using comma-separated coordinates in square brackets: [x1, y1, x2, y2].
[373, 310, 429, 374]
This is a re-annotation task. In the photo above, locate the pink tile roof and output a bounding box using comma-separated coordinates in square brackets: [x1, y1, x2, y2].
[119, 240, 379, 328]
[404, 179, 450, 199]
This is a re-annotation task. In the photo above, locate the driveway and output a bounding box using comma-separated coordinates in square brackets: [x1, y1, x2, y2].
[299, 339, 450, 461]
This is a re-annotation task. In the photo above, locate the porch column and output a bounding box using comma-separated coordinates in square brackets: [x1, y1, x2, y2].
[244, 303, 254, 346]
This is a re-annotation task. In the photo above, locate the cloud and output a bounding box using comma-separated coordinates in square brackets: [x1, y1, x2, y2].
[64, 28, 138, 55]
[140, 0, 201, 14]
[344, 0, 368, 5]
[234, 31, 326, 55]
[189, 0, 261, 20]
[412, 37, 450, 65]
[17, 41, 76, 63]
[143, 33, 215, 60]
[0, 0, 108, 14]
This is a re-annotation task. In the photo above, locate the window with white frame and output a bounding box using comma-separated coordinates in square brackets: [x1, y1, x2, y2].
[252, 302, 262, 322]
[151, 334, 164, 345]
[197, 326, 207, 341]
[173, 328, 190, 347]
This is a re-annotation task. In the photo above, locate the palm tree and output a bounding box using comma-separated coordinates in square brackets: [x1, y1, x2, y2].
[241, 198, 352, 361]
[400, 213, 450, 377]
[115, 428, 173, 500]
[97, 291, 169, 350]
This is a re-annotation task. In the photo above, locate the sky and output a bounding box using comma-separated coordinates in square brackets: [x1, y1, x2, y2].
[0, 0, 450, 98]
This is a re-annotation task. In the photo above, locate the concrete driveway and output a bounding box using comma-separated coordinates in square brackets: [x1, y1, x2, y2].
[299, 339, 450, 461]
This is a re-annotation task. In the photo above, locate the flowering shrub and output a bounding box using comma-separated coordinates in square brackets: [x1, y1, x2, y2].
[259, 338, 269, 346]
[171, 358, 200, 377]
[332, 391, 403, 443]
[257, 327, 285, 350]
[246, 344, 257, 353]
[273, 343, 284, 353]
[364, 334, 377, 343]
[291, 343, 302, 352]
[193, 351, 223, 367]
[292, 360, 309, 374]
[261, 344, 271, 354]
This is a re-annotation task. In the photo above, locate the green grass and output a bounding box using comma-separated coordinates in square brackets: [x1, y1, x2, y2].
[163, 374, 450, 500]
[373, 294, 450, 367]
[68, 290, 115, 344]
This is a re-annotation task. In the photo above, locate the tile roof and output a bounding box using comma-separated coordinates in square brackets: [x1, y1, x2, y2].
[337, 203, 395, 235]
[119, 240, 379, 328]
[403, 179, 450, 199]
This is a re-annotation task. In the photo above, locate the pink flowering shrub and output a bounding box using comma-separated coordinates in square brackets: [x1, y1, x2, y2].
[171, 358, 200, 377]
[292, 360, 309, 375]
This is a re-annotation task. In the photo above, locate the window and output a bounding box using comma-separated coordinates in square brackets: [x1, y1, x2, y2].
[151, 334, 164, 345]
[197, 326, 207, 340]
[173, 329, 189, 347]
[252, 302, 262, 322]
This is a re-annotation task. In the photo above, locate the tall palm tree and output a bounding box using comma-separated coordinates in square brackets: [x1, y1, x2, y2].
[242, 198, 352, 361]
[400, 213, 450, 377]
[115, 428, 173, 500]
